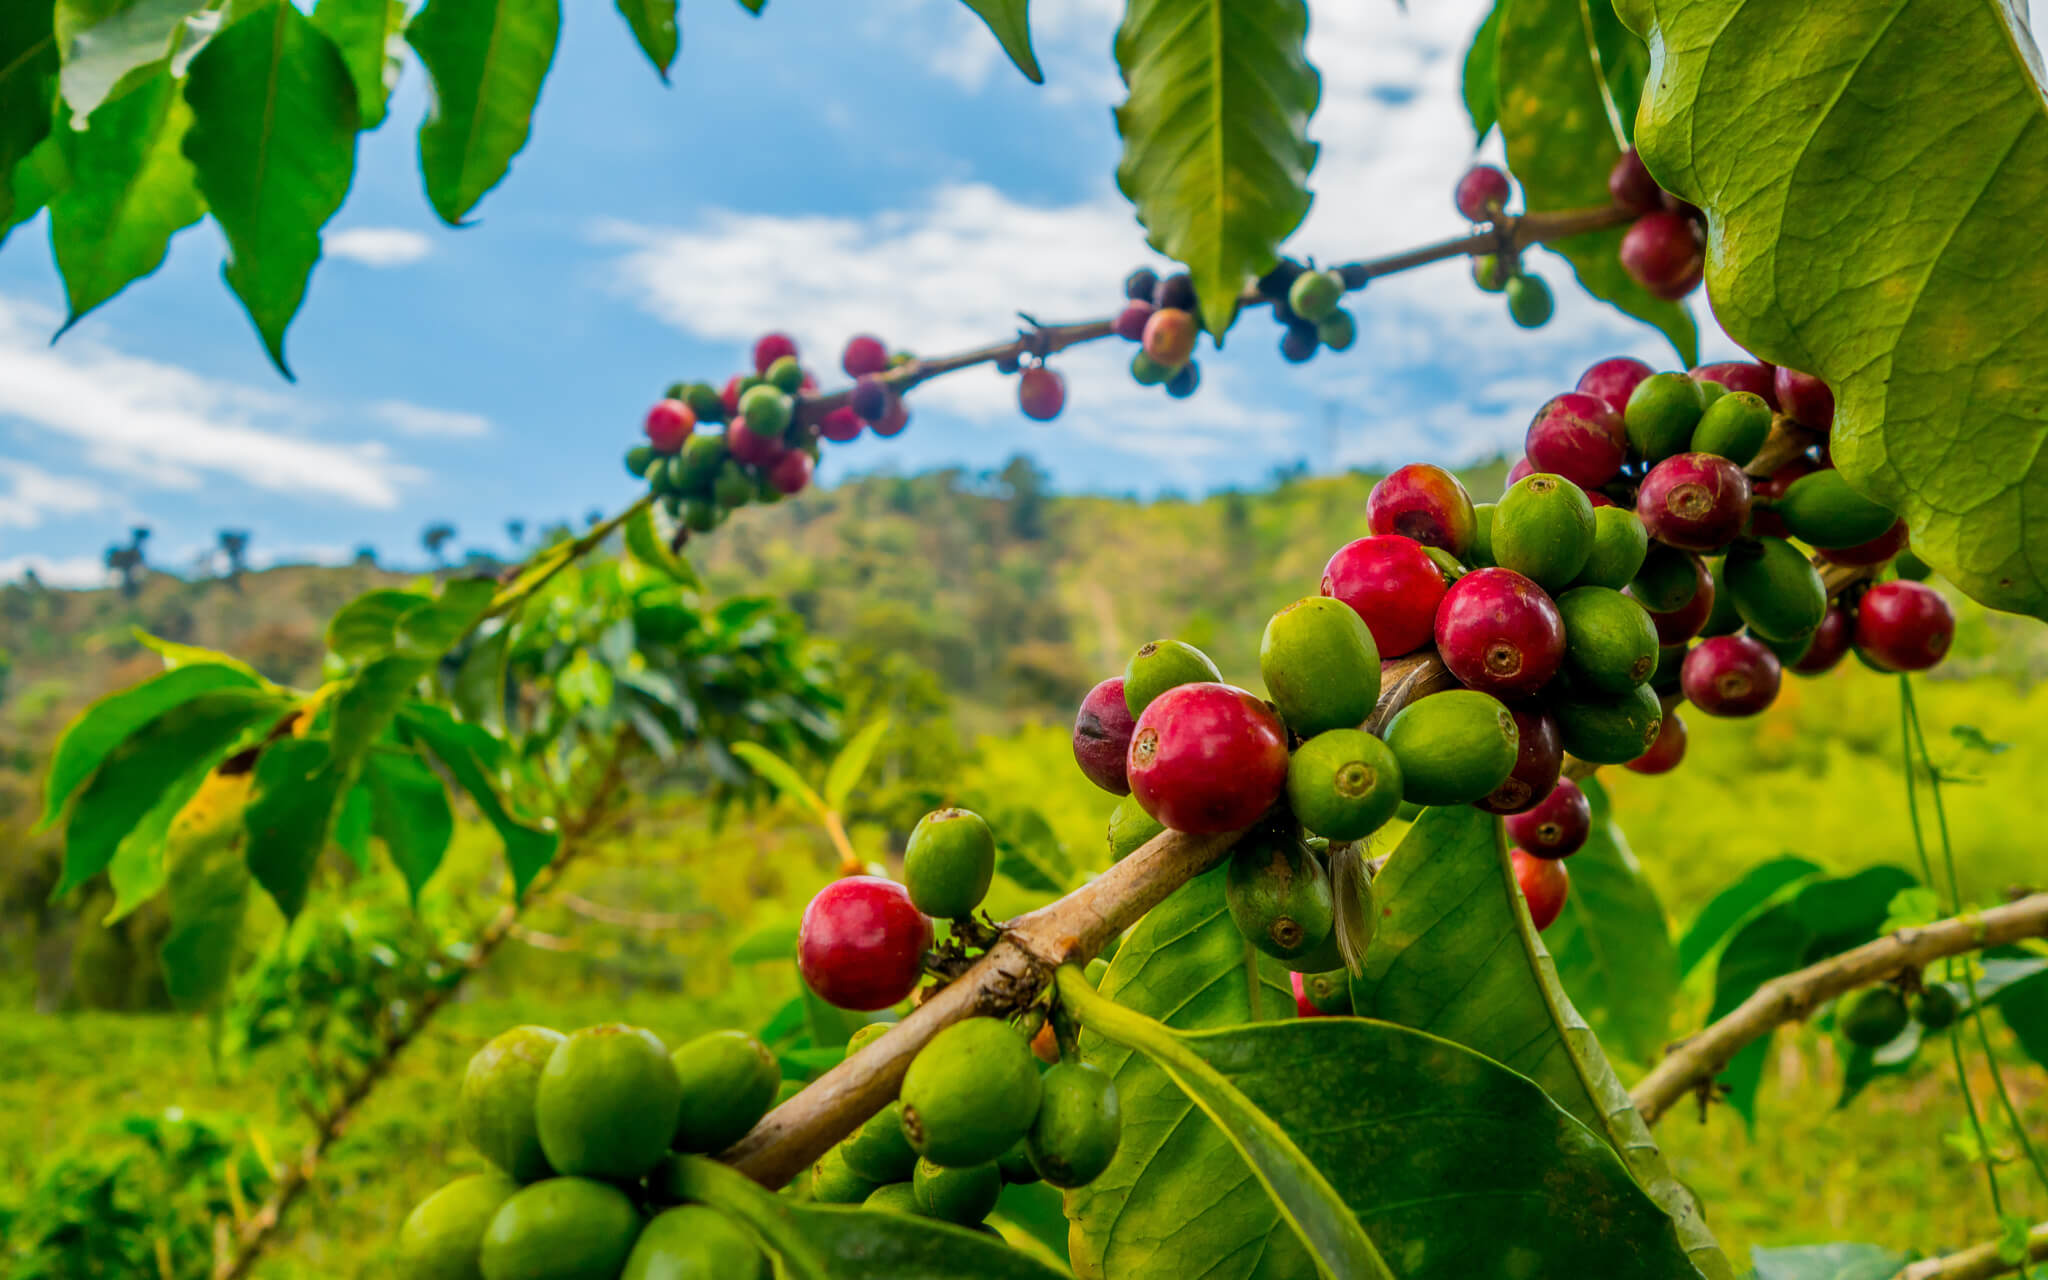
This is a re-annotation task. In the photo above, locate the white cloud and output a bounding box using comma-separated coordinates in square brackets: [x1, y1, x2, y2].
[328, 227, 434, 268]
[0, 553, 105, 588]
[371, 399, 492, 438]
[0, 295, 422, 508]
[0, 460, 109, 528]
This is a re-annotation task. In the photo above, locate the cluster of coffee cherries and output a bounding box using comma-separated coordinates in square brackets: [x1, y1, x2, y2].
[793, 808, 1124, 1216]
[1108, 266, 1207, 396]
[1453, 166, 1555, 329]
[395, 1022, 783, 1279]
[625, 332, 912, 537]
[1255, 257, 1367, 363]
[1607, 148, 1708, 301]
[1842, 972, 1964, 1048]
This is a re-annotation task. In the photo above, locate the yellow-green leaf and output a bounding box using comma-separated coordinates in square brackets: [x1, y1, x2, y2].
[406, 0, 561, 225]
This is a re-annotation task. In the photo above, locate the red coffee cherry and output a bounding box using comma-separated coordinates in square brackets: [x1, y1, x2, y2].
[1792, 606, 1852, 675]
[1455, 165, 1512, 221]
[1575, 356, 1655, 414]
[1018, 366, 1067, 422]
[1476, 706, 1564, 816]
[1366, 463, 1478, 556]
[1774, 367, 1835, 431]
[1853, 581, 1955, 672]
[1637, 453, 1751, 551]
[798, 876, 932, 1011]
[1512, 849, 1570, 931]
[1505, 778, 1591, 859]
[754, 332, 799, 373]
[1626, 711, 1687, 774]
[842, 334, 890, 377]
[819, 407, 864, 443]
[1525, 392, 1628, 490]
[1434, 567, 1566, 698]
[1072, 677, 1138, 795]
[644, 399, 694, 453]
[1321, 534, 1447, 658]
[1681, 633, 1782, 716]
[1126, 683, 1289, 834]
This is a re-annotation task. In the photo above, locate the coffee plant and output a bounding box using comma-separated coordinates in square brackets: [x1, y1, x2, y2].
[10, 0, 2048, 1276]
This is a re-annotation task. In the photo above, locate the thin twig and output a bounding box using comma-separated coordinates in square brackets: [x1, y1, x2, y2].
[1629, 893, 2048, 1126]
[1899, 1222, 2048, 1280]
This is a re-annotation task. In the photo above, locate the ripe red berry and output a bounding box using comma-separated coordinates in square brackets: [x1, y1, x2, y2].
[727, 421, 786, 468]
[721, 375, 746, 420]
[798, 876, 932, 1010]
[851, 375, 892, 425]
[1114, 300, 1155, 341]
[1454, 165, 1512, 221]
[1291, 970, 1336, 1019]
[1506, 778, 1591, 858]
[754, 332, 799, 374]
[1073, 677, 1138, 795]
[1792, 606, 1851, 675]
[1511, 849, 1570, 931]
[1626, 710, 1687, 774]
[1637, 453, 1751, 551]
[644, 399, 694, 453]
[1853, 581, 1954, 672]
[873, 395, 910, 437]
[1681, 633, 1782, 716]
[1819, 519, 1908, 568]
[842, 335, 889, 378]
[1434, 567, 1566, 698]
[1607, 148, 1663, 215]
[1575, 356, 1655, 414]
[1142, 308, 1199, 369]
[1620, 211, 1705, 300]
[820, 406, 864, 443]
[1366, 463, 1477, 556]
[1126, 683, 1289, 833]
[1018, 366, 1067, 422]
[1525, 393, 1627, 489]
[1773, 367, 1835, 431]
[1691, 361, 1778, 408]
[769, 449, 813, 495]
[1477, 705, 1564, 815]
[1321, 534, 1447, 658]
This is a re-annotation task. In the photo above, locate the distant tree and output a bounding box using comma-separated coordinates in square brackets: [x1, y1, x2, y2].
[352, 545, 379, 567]
[217, 530, 251, 589]
[506, 519, 526, 546]
[104, 527, 149, 598]
[421, 524, 456, 566]
[996, 455, 1050, 541]
[585, 509, 603, 528]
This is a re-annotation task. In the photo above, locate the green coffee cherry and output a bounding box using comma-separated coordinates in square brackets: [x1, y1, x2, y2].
[1467, 503, 1498, 568]
[399, 1173, 518, 1280]
[1649, 643, 1688, 695]
[1727, 537, 1827, 642]
[682, 382, 726, 424]
[1631, 544, 1701, 612]
[1842, 987, 1911, 1047]
[1131, 351, 1171, 386]
[1493, 474, 1595, 590]
[998, 1139, 1043, 1185]
[1107, 795, 1166, 862]
[900, 1019, 1042, 1167]
[1084, 958, 1110, 988]
[863, 1182, 921, 1215]
[1556, 587, 1660, 694]
[1550, 684, 1662, 764]
[1572, 506, 1650, 591]
[622, 1206, 764, 1280]
[1317, 309, 1357, 352]
[1298, 969, 1353, 1015]
[811, 1147, 880, 1204]
[1423, 547, 1466, 582]
[1286, 729, 1403, 841]
[1026, 1061, 1123, 1190]
[739, 384, 793, 435]
[477, 1177, 640, 1280]
[842, 1101, 919, 1183]
[1695, 379, 1729, 409]
[1914, 982, 1963, 1031]
[1505, 274, 1553, 328]
[1288, 269, 1344, 322]
[1624, 372, 1706, 463]
[1893, 548, 1932, 582]
[669, 1030, 779, 1154]
[1123, 639, 1222, 717]
[1260, 597, 1381, 736]
[625, 445, 656, 479]
[912, 1158, 1003, 1224]
[1756, 628, 1814, 667]
[1701, 558, 1743, 637]
[461, 1026, 564, 1183]
[1471, 255, 1510, 293]
[1691, 390, 1773, 465]
[904, 808, 996, 919]
[535, 1025, 681, 1180]
[1774, 470, 1898, 548]
[846, 1022, 892, 1060]
[766, 354, 804, 393]
[681, 498, 719, 533]
[1382, 690, 1519, 805]
[677, 434, 727, 494]
[713, 461, 754, 510]
[1225, 820, 1335, 964]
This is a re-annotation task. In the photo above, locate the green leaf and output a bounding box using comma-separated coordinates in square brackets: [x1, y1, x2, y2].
[160, 774, 254, 1009]
[1543, 776, 1677, 1064]
[401, 703, 558, 896]
[1461, 2, 1499, 138]
[406, 0, 562, 225]
[103, 751, 217, 921]
[956, 0, 1041, 84]
[0, 2, 58, 231]
[6, 133, 72, 246]
[40, 662, 265, 829]
[1065, 966, 1708, 1280]
[1836, 1020, 1921, 1109]
[1675, 854, 1822, 979]
[133, 628, 267, 679]
[823, 718, 889, 814]
[326, 588, 430, 662]
[366, 749, 455, 901]
[1748, 1243, 1915, 1280]
[243, 736, 349, 918]
[333, 781, 373, 872]
[54, 0, 206, 123]
[329, 653, 431, 768]
[1618, 0, 2048, 617]
[625, 503, 701, 588]
[734, 0, 764, 12]
[395, 576, 497, 655]
[1112, 0, 1319, 340]
[1066, 866, 1305, 1280]
[1495, 0, 1697, 363]
[731, 740, 827, 818]
[57, 687, 285, 896]
[730, 919, 799, 963]
[1995, 961, 2048, 1071]
[313, 0, 405, 128]
[181, 0, 359, 377]
[1351, 805, 1732, 1279]
[988, 805, 1073, 896]
[1705, 866, 1917, 1124]
[613, 0, 678, 80]
[452, 622, 512, 734]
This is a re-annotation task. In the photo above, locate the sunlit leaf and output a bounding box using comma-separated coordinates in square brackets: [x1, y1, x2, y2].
[243, 736, 349, 918]
[401, 703, 558, 896]
[625, 503, 701, 588]
[53, 0, 207, 122]
[1544, 776, 1678, 1064]
[406, 0, 561, 225]
[40, 662, 266, 829]
[366, 749, 455, 901]
[329, 654, 431, 769]
[1461, 2, 1499, 138]
[326, 588, 431, 663]
[313, 0, 406, 128]
[731, 740, 826, 817]
[160, 771, 255, 1009]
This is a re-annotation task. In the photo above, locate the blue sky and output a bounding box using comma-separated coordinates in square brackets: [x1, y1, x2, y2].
[0, 0, 1779, 585]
